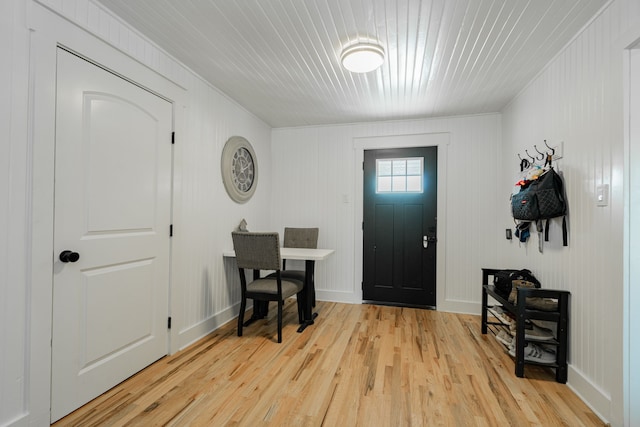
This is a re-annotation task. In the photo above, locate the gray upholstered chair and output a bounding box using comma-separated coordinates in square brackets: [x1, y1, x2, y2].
[231, 231, 305, 343]
[281, 227, 319, 316]
[281, 227, 319, 278]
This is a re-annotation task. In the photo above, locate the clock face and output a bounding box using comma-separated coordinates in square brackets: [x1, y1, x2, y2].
[232, 147, 255, 192]
[221, 136, 258, 203]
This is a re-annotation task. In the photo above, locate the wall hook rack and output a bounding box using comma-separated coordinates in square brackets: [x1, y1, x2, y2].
[544, 139, 555, 156]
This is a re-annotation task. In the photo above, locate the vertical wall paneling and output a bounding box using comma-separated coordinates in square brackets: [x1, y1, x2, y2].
[500, 1, 640, 424]
[1, 0, 30, 424]
[31, 0, 275, 350]
[271, 114, 501, 312]
[2, 1, 273, 425]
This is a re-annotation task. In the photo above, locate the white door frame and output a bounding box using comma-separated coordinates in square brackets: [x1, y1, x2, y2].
[353, 133, 450, 309]
[623, 36, 640, 427]
[28, 6, 185, 424]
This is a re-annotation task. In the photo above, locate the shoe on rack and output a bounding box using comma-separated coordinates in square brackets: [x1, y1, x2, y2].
[525, 323, 555, 341]
[508, 280, 536, 304]
[509, 342, 556, 364]
[494, 329, 513, 347]
[526, 297, 558, 311]
[538, 343, 557, 354]
[531, 319, 557, 336]
[489, 306, 512, 325]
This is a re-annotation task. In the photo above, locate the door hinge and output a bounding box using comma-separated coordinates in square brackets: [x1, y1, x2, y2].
[361, 281, 364, 290]
[362, 221, 364, 230]
[170, 224, 173, 237]
[168, 317, 172, 329]
[171, 131, 175, 145]
[362, 161, 364, 170]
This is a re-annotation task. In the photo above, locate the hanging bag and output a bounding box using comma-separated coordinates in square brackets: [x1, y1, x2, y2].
[511, 167, 568, 246]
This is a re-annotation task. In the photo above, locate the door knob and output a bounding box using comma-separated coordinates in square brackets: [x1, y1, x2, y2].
[423, 236, 437, 248]
[59, 250, 80, 263]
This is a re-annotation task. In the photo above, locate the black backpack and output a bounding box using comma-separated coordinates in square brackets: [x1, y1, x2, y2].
[511, 167, 568, 246]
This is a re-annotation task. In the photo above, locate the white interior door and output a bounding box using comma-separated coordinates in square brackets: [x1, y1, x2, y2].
[51, 48, 172, 422]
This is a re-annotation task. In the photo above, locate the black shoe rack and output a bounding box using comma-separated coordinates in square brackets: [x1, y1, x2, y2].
[481, 268, 570, 383]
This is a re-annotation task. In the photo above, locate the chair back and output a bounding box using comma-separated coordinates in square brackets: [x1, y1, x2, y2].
[231, 231, 281, 271]
[283, 227, 319, 249]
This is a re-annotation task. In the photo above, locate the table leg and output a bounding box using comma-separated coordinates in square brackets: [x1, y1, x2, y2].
[297, 260, 317, 333]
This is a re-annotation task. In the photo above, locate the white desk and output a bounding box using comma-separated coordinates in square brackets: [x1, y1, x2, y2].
[224, 247, 334, 332]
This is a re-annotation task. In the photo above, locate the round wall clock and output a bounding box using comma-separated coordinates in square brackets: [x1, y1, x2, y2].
[221, 136, 258, 203]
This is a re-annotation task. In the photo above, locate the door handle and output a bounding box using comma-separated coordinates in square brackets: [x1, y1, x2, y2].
[423, 236, 437, 248]
[59, 250, 80, 263]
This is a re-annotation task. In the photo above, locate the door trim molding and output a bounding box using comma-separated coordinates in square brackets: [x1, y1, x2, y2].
[623, 35, 640, 427]
[353, 133, 449, 308]
[28, 5, 185, 423]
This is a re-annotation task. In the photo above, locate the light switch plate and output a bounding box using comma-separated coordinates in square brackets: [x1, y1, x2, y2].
[596, 184, 609, 206]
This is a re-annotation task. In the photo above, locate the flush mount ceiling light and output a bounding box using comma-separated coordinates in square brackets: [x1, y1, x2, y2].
[340, 42, 385, 73]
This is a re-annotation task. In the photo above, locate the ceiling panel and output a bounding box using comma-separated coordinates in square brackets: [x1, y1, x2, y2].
[96, 0, 607, 128]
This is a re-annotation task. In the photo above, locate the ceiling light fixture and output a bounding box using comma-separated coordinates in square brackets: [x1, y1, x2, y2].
[340, 42, 385, 73]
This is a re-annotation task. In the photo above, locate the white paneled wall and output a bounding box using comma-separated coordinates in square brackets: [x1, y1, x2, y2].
[30, 0, 274, 348]
[500, 1, 640, 424]
[1, 1, 30, 424]
[31, 0, 274, 349]
[29, 0, 274, 342]
[171, 73, 273, 347]
[271, 114, 501, 311]
[1, 1, 272, 425]
[35, 0, 191, 90]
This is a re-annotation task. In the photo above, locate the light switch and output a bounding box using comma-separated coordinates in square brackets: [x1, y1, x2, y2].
[596, 184, 609, 207]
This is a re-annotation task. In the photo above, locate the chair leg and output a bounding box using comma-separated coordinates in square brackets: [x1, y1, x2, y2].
[238, 297, 246, 337]
[277, 299, 283, 343]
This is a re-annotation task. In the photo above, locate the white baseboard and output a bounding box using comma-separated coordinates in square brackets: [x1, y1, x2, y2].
[567, 365, 611, 425]
[315, 289, 359, 304]
[1, 413, 28, 427]
[314, 291, 483, 314]
[438, 299, 481, 315]
[175, 303, 240, 352]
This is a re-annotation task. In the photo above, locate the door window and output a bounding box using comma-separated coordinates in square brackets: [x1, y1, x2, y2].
[376, 157, 423, 193]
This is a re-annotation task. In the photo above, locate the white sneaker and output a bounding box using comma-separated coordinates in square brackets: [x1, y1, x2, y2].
[509, 342, 556, 364]
[495, 330, 513, 347]
[531, 319, 557, 336]
[489, 306, 512, 324]
[525, 323, 555, 341]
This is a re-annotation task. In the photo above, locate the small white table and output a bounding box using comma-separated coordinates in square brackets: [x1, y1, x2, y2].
[223, 248, 334, 261]
[224, 248, 334, 332]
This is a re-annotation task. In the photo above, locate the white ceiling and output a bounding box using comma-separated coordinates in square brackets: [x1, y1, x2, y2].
[96, 0, 607, 128]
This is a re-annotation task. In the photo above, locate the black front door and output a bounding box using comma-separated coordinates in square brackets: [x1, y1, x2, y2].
[363, 147, 437, 307]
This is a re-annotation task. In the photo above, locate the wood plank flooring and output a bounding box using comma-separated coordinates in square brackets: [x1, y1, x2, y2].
[53, 301, 606, 426]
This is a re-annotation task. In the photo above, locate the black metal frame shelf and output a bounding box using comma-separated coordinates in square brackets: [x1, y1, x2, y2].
[481, 268, 570, 383]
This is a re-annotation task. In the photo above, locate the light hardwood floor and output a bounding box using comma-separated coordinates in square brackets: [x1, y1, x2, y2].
[54, 301, 606, 426]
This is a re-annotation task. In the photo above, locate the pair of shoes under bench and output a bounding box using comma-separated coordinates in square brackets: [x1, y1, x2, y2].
[508, 342, 556, 364]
